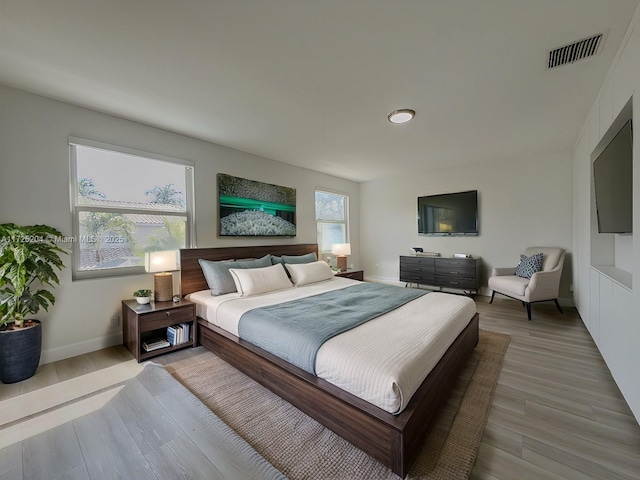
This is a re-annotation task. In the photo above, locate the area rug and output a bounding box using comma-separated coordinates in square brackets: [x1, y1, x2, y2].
[172, 329, 510, 480]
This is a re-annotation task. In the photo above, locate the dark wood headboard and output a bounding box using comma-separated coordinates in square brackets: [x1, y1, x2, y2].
[179, 244, 319, 296]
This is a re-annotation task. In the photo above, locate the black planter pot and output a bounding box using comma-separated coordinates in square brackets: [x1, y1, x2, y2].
[0, 320, 42, 384]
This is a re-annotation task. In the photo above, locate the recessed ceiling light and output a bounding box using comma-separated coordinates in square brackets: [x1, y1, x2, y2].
[387, 109, 415, 124]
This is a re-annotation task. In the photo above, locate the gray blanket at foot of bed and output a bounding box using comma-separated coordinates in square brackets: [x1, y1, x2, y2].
[238, 282, 427, 374]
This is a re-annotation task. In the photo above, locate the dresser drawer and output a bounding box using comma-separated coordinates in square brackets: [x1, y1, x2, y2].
[400, 257, 435, 273]
[435, 264, 476, 277]
[400, 272, 435, 285]
[436, 258, 476, 268]
[140, 305, 194, 331]
[435, 275, 478, 290]
[435, 259, 476, 276]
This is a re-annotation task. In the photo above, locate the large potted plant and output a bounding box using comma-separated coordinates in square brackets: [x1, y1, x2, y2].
[0, 223, 66, 383]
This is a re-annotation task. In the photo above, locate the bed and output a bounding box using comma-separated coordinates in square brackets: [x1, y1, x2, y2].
[180, 244, 479, 478]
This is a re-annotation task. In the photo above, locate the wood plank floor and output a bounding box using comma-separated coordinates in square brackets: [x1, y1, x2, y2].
[473, 297, 640, 480]
[0, 346, 133, 403]
[1, 296, 639, 479]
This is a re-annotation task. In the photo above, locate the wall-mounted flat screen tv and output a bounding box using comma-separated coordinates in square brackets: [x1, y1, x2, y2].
[418, 190, 478, 236]
[593, 120, 633, 234]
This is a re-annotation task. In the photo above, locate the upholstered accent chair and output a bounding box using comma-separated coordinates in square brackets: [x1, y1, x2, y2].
[489, 247, 565, 320]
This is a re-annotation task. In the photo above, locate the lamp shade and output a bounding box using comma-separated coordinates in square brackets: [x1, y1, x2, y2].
[331, 243, 351, 272]
[144, 251, 178, 273]
[331, 243, 351, 256]
[145, 251, 178, 302]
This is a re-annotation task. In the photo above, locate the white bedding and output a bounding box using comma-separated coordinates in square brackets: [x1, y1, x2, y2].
[188, 278, 476, 414]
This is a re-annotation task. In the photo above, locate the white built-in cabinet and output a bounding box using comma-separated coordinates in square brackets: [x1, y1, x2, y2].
[589, 269, 633, 373]
[573, 9, 640, 422]
[589, 268, 638, 416]
[588, 269, 599, 340]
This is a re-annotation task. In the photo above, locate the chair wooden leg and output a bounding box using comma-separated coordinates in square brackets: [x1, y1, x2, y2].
[554, 299, 563, 314]
[490, 291, 495, 304]
[526, 303, 532, 321]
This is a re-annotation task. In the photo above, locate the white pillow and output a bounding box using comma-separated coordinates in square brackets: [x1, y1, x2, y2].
[229, 264, 292, 297]
[285, 261, 334, 286]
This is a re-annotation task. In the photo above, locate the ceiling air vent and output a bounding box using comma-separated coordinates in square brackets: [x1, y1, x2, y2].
[547, 34, 603, 69]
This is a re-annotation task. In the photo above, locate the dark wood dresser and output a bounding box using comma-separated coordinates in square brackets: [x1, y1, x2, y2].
[399, 255, 481, 294]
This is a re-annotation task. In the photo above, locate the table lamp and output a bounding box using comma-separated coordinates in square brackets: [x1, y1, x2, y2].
[331, 243, 351, 272]
[145, 250, 178, 302]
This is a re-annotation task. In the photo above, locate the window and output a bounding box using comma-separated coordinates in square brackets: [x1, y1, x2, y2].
[315, 190, 349, 253]
[70, 138, 194, 280]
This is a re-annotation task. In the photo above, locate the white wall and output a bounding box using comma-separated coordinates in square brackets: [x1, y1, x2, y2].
[360, 150, 573, 303]
[572, 4, 640, 420]
[0, 85, 359, 363]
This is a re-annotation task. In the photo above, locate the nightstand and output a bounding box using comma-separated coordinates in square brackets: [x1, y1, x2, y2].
[122, 298, 197, 362]
[334, 269, 364, 281]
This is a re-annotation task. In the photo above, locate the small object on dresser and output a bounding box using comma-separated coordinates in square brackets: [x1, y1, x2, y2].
[142, 338, 170, 352]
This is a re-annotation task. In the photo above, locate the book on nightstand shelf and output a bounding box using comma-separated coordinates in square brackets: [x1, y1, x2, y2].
[167, 323, 191, 346]
[167, 325, 180, 345]
[180, 322, 190, 343]
[142, 338, 170, 352]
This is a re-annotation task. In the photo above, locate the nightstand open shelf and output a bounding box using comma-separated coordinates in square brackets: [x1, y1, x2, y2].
[122, 298, 197, 362]
[137, 339, 194, 361]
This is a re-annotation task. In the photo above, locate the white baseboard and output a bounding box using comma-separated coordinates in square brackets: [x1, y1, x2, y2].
[41, 331, 123, 364]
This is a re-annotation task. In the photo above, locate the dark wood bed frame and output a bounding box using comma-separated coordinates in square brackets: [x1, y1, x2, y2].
[180, 244, 479, 478]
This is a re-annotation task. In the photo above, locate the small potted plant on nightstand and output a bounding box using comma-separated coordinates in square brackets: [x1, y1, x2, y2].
[0, 223, 66, 384]
[133, 289, 152, 304]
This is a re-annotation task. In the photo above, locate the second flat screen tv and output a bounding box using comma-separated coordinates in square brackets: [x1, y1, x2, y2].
[418, 190, 478, 236]
[593, 120, 633, 234]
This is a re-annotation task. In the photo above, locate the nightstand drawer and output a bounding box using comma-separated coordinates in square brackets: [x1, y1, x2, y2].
[140, 305, 194, 331]
[335, 270, 364, 281]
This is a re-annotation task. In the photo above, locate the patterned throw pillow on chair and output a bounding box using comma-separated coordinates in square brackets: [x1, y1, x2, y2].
[515, 252, 544, 279]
